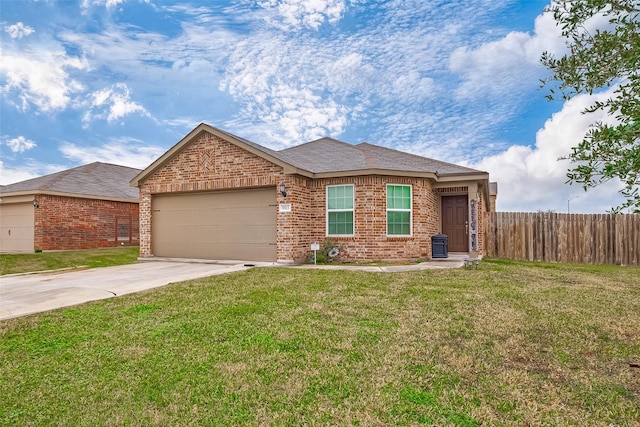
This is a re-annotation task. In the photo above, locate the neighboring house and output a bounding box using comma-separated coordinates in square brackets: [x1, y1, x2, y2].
[0, 162, 140, 253]
[131, 123, 495, 263]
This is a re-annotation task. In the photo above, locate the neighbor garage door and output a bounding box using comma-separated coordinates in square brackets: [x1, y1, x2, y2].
[151, 187, 277, 261]
[0, 203, 34, 253]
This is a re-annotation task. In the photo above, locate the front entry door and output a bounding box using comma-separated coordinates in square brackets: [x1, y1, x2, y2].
[441, 195, 468, 252]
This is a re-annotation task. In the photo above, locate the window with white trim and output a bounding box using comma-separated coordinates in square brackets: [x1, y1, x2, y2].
[387, 184, 411, 235]
[327, 184, 354, 236]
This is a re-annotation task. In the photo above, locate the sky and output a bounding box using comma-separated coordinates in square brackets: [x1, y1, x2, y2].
[0, 0, 628, 213]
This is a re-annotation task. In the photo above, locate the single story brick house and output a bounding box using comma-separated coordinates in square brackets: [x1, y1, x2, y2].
[0, 162, 140, 253]
[131, 123, 495, 263]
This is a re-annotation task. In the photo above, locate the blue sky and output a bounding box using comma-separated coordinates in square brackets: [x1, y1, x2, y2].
[0, 0, 626, 212]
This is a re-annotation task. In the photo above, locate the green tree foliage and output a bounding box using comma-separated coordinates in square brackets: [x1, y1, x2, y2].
[541, 0, 640, 212]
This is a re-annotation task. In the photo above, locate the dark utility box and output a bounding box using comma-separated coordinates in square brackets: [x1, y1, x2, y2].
[431, 234, 448, 258]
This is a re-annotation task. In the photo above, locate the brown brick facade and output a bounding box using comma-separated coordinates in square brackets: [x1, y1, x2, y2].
[33, 194, 139, 251]
[279, 176, 441, 262]
[138, 130, 485, 263]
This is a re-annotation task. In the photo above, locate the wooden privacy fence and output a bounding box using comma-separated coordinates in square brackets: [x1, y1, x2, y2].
[486, 212, 640, 266]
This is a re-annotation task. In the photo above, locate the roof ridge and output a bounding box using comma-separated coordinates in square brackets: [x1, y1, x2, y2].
[90, 161, 142, 171]
[280, 136, 351, 152]
[357, 143, 379, 168]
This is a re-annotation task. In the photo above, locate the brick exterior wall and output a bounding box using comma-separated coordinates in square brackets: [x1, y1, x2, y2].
[138, 130, 483, 263]
[282, 176, 440, 262]
[33, 194, 139, 251]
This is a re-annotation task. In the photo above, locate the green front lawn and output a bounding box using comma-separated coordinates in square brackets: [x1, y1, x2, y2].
[0, 246, 139, 275]
[1, 260, 639, 425]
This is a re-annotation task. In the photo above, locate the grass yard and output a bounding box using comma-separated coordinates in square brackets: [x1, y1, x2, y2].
[1, 260, 639, 426]
[0, 246, 139, 276]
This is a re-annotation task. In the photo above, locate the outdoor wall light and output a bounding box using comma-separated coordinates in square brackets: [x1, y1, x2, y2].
[279, 182, 287, 198]
[33, 199, 39, 208]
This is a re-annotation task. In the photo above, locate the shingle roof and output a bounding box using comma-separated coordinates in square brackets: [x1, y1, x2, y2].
[280, 138, 482, 176]
[0, 162, 141, 201]
[131, 123, 488, 187]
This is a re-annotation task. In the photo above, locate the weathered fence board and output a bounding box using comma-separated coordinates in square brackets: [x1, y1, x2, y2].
[486, 212, 640, 266]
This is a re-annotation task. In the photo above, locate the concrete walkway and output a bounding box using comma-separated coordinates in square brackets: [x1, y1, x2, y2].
[0, 257, 466, 321]
[0, 262, 251, 321]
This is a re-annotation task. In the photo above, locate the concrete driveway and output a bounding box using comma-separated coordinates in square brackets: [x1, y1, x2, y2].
[0, 261, 252, 321]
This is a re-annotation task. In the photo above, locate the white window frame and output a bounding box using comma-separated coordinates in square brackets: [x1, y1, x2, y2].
[326, 184, 355, 236]
[386, 184, 412, 236]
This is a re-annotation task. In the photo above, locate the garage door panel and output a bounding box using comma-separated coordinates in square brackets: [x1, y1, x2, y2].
[152, 188, 277, 261]
[0, 203, 35, 252]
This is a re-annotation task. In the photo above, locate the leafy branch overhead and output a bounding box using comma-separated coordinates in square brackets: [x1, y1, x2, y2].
[541, 0, 640, 212]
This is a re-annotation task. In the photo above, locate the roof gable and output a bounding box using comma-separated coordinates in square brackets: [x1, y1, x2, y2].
[130, 123, 311, 186]
[0, 162, 141, 201]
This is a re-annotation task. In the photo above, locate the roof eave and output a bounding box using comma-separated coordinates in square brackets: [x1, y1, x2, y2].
[309, 169, 439, 179]
[0, 190, 139, 203]
[307, 169, 489, 180]
[434, 172, 489, 181]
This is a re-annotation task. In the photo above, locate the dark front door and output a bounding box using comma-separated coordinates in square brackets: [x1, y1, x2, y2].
[441, 195, 468, 252]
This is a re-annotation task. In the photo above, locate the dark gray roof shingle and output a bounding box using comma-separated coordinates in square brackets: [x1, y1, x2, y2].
[0, 162, 141, 200]
[280, 138, 483, 175]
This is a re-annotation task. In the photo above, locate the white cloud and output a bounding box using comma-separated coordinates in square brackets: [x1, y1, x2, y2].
[225, 84, 348, 145]
[392, 71, 435, 102]
[0, 159, 65, 186]
[219, 33, 351, 146]
[4, 22, 35, 39]
[449, 10, 566, 99]
[83, 83, 150, 124]
[4, 136, 36, 153]
[46, 0, 527, 158]
[59, 138, 166, 169]
[81, 0, 126, 11]
[473, 87, 625, 213]
[0, 47, 88, 112]
[256, 0, 348, 30]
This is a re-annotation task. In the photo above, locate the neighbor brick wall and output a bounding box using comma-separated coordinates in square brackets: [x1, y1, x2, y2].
[33, 194, 139, 251]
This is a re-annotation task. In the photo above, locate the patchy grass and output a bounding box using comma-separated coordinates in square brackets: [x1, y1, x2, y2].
[0, 260, 639, 425]
[0, 246, 139, 275]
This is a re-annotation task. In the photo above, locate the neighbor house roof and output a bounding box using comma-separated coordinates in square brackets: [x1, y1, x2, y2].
[0, 162, 141, 202]
[131, 123, 488, 187]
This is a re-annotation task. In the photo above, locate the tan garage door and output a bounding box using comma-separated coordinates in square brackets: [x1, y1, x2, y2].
[151, 187, 277, 261]
[0, 203, 35, 253]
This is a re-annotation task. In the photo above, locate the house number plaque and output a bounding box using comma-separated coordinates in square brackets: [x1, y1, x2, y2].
[279, 203, 292, 213]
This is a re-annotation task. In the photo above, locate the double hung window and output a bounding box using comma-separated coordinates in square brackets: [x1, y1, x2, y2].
[387, 184, 411, 236]
[327, 185, 354, 236]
